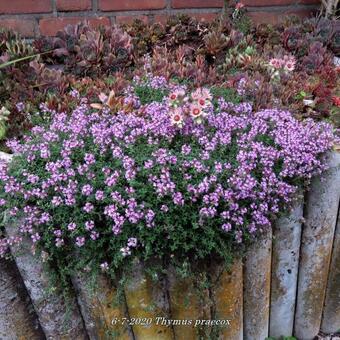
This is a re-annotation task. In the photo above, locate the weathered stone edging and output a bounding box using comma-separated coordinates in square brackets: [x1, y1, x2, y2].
[0, 259, 44, 339]
[270, 194, 303, 337]
[294, 151, 340, 340]
[244, 229, 272, 340]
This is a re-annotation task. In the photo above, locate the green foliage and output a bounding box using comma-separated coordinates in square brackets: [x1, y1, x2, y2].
[134, 85, 168, 105]
[210, 86, 242, 105]
[233, 14, 252, 35]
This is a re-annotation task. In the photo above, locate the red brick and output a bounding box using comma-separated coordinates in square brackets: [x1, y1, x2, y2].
[116, 15, 148, 24]
[99, 0, 166, 11]
[39, 17, 110, 36]
[0, 0, 51, 14]
[56, 0, 92, 11]
[190, 13, 218, 22]
[247, 8, 316, 24]
[243, 0, 319, 6]
[0, 18, 36, 37]
[155, 12, 218, 24]
[171, 0, 223, 8]
[153, 14, 169, 24]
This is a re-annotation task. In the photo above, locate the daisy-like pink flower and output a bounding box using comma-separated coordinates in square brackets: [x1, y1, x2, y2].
[196, 96, 212, 109]
[169, 88, 185, 102]
[283, 56, 296, 72]
[190, 104, 203, 118]
[284, 61, 295, 71]
[191, 88, 212, 102]
[170, 108, 184, 127]
[269, 58, 282, 69]
[190, 103, 207, 124]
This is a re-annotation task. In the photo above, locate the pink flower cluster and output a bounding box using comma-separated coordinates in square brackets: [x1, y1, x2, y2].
[269, 55, 296, 72]
[168, 88, 213, 127]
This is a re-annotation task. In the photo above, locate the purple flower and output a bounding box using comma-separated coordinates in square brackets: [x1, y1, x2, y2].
[83, 203, 94, 213]
[76, 236, 85, 247]
[84, 153, 96, 165]
[95, 190, 104, 201]
[82, 184, 93, 196]
[85, 220, 95, 230]
[181, 144, 191, 155]
[127, 237, 137, 247]
[31, 233, 40, 243]
[90, 231, 99, 240]
[54, 229, 62, 237]
[222, 223, 232, 232]
[0, 82, 336, 271]
[67, 223, 77, 231]
[173, 192, 184, 206]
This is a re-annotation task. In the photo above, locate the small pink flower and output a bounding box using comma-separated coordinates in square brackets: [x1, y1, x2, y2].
[269, 58, 281, 69]
[52, 196, 63, 206]
[284, 61, 295, 71]
[54, 229, 62, 237]
[191, 88, 212, 101]
[169, 89, 185, 102]
[190, 104, 202, 118]
[190, 104, 207, 124]
[235, 2, 245, 9]
[283, 56, 296, 72]
[127, 237, 137, 247]
[95, 190, 104, 201]
[170, 109, 184, 127]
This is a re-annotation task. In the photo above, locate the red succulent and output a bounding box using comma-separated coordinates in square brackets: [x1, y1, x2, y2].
[332, 96, 340, 107]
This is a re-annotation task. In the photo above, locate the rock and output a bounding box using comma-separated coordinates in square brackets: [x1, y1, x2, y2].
[244, 229, 272, 340]
[270, 195, 303, 337]
[124, 261, 174, 339]
[167, 265, 211, 340]
[321, 203, 340, 333]
[0, 258, 45, 340]
[294, 151, 340, 340]
[72, 272, 132, 339]
[5, 218, 88, 340]
[210, 258, 243, 340]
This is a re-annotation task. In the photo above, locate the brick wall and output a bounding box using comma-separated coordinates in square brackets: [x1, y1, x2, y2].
[0, 0, 320, 37]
